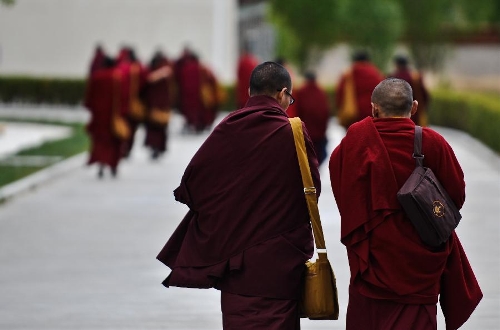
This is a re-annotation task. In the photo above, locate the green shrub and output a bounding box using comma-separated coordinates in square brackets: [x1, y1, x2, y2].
[0, 76, 86, 105]
[430, 89, 500, 153]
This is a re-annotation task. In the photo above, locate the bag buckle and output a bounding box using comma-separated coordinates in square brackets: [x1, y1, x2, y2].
[304, 187, 316, 195]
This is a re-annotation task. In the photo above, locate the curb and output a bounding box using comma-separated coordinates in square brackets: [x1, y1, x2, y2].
[0, 152, 87, 203]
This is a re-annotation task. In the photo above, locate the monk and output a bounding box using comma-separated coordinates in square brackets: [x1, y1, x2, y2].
[329, 78, 482, 330]
[174, 49, 206, 133]
[236, 47, 258, 108]
[84, 57, 124, 178]
[157, 61, 320, 329]
[115, 47, 147, 158]
[294, 71, 330, 165]
[143, 51, 174, 159]
[88, 44, 106, 74]
[390, 55, 430, 126]
[199, 63, 223, 129]
[335, 51, 383, 129]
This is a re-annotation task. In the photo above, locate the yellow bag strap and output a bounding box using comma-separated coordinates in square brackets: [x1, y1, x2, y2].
[289, 117, 327, 252]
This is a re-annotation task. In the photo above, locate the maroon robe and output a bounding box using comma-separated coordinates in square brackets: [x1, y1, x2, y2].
[143, 58, 174, 154]
[335, 62, 383, 125]
[329, 117, 482, 329]
[199, 64, 221, 128]
[84, 68, 123, 170]
[236, 53, 258, 109]
[175, 54, 206, 131]
[294, 80, 330, 164]
[157, 95, 320, 302]
[89, 46, 106, 73]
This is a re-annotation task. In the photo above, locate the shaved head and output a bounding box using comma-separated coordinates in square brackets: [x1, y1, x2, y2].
[371, 78, 414, 116]
[249, 61, 291, 96]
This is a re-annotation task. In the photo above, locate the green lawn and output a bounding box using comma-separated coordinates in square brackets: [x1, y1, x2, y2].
[0, 121, 89, 188]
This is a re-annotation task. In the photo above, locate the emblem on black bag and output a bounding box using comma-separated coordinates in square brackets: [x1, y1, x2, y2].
[432, 201, 445, 217]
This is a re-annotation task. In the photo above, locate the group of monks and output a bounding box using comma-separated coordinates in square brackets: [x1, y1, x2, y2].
[335, 50, 430, 130]
[237, 50, 430, 167]
[157, 60, 482, 329]
[84, 45, 224, 178]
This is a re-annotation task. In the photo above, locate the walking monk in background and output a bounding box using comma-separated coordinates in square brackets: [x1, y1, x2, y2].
[329, 78, 482, 330]
[294, 71, 330, 165]
[116, 46, 147, 157]
[84, 56, 125, 178]
[389, 55, 430, 126]
[335, 50, 383, 129]
[236, 45, 258, 108]
[157, 61, 319, 330]
[143, 51, 175, 159]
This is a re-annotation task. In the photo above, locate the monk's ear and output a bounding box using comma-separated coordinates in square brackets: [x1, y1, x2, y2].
[371, 103, 379, 118]
[247, 87, 250, 97]
[410, 100, 418, 116]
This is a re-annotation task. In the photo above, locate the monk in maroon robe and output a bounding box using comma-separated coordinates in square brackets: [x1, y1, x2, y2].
[88, 45, 106, 74]
[390, 55, 430, 126]
[294, 72, 330, 165]
[174, 49, 206, 133]
[329, 78, 482, 330]
[84, 57, 124, 177]
[199, 64, 222, 128]
[236, 49, 258, 108]
[335, 51, 384, 128]
[116, 47, 147, 157]
[143, 51, 174, 159]
[157, 62, 320, 329]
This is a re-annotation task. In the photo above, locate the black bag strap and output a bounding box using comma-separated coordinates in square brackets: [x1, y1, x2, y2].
[413, 125, 424, 167]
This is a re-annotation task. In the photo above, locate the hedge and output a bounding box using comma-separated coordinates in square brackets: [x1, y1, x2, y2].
[0, 75, 237, 110]
[0, 76, 86, 105]
[429, 89, 500, 153]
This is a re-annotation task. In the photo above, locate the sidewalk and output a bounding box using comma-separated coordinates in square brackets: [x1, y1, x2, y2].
[0, 106, 498, 329]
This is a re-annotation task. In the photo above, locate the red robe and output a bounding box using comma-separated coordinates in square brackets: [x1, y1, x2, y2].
[335, 62, 383, 125]
[89, 47, 105, 73]
[174, 55, 201, 130]
[294, 80, 330, 164]
[157, 95, 320, 300]
[329, 117, 482, 330]
[236, 53, 258, 109]
[143, 59, 174, 153]
[84, 68, 123, 170]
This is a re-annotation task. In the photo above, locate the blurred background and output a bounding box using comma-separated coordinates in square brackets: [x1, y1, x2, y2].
[0, 0, 499, 88]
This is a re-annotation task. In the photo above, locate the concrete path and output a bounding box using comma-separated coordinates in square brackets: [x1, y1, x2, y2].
[0, 107, 498, 329]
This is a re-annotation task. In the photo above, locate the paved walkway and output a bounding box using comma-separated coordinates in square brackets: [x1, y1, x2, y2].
[0, 106, 498, 329]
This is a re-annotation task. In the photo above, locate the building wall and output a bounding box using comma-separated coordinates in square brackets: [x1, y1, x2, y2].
[0, 0, 238, 83]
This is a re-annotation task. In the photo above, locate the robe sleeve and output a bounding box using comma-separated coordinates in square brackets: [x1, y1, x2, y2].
[440, 232, 483, 330]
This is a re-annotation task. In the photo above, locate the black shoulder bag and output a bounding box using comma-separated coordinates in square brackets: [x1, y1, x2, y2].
[397, 126, 462, 247]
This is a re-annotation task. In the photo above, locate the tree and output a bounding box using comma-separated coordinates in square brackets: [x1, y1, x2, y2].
[269, 0, 341, 71]
[0, 0, 15, 6]
[269, 0, 499, 72]
[337, 0, 403, 71]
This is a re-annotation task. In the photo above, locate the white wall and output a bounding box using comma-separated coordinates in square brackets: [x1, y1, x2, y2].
[0, 0, 238, 83]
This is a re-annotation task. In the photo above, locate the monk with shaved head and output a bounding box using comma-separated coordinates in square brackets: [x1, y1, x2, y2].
[329, 78, 482, 330]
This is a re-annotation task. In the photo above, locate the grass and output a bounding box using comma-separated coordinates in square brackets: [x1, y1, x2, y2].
[0, 120, 89, 188]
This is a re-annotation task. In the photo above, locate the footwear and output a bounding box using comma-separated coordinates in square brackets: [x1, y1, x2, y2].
[98, 166, 104, 179]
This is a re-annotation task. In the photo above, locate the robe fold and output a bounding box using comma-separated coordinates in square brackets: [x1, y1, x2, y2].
[157, 95, 320, 300]
[329, 117, 482, 329]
